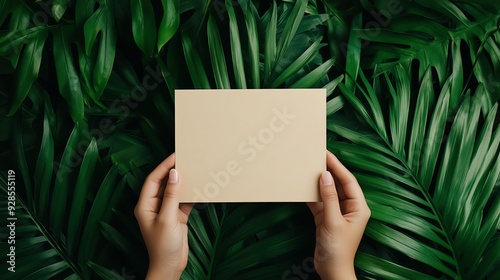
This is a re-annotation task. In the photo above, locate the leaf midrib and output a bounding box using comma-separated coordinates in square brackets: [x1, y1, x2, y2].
[14, 189, 85, 278]
[207, 207, 226, 280]
[375, 123, 463, 279]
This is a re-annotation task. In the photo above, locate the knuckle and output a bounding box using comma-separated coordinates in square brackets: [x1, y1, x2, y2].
[157, 217, 175, 228]
[321, 191, 339, 202]
[163, 189, 177, 199]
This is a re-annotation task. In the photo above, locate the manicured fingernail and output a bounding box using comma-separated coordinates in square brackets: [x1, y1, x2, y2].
[321, 171, 333, 186]
[169, 169, 178, 183]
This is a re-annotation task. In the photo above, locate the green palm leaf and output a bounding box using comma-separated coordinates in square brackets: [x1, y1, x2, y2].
[83, 1, 117, 98]
[181, 203, 314, 279]
[330, 62, 499, 278]
[0, 84, 150, 278]
[1, 0, 499, 279]
[131, 0, 157, 56]
[356, 0, 500, 103]
[183, 0, 330, 90]
[157, 0, 179, 52]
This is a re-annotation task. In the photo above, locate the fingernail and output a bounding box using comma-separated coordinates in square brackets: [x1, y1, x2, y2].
[321, 171, 333, 186]
[168, 169, 178, 183]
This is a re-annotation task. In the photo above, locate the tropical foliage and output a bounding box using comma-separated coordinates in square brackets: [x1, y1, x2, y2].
[0, 0, 499, 279]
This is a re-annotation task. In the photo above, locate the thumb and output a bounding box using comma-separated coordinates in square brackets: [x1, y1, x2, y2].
[320, 171, 343, 222]
[158, 169, 181, 222]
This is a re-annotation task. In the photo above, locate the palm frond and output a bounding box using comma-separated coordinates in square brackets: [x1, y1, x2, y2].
[1, 0, 499, 279]
[178, 0, 331, 90]
[330, 62, 500, 278]
[356, 0, 500, 101]
[0, 83, 152, 278]
[181, 203, 315, 279]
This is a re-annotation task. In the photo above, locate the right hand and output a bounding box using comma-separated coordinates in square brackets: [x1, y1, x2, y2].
[307, 151, 371, 279]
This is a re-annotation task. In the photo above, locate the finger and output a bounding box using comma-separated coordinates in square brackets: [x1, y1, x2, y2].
[319, 171, 343, 222]
[158, 169, 181, 221]
[134, 197, 162, 228]
[156, 184, 166, 199]
[138, 153, 175, 203]
[135, 154, 175, 226]
[307, 170, 326, 216]
[326, 151, 365, 200]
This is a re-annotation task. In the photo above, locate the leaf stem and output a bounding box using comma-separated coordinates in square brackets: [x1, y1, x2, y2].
[12, 185, 85, 278]
[371, 116, 463, 279]
[206, 205, 227, 280]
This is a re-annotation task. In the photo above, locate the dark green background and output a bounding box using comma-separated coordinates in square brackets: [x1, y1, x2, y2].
[0, 0, 499, 279]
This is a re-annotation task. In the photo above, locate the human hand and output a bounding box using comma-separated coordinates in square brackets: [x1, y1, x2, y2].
[307, 151, 371, 280]
[134, 153, 194, 280]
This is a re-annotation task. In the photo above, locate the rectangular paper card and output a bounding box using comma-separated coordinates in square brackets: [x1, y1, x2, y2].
[175, 89, 325, 202]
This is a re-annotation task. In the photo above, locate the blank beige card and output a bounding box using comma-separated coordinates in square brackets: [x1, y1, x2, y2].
[175, 89, 325, 202]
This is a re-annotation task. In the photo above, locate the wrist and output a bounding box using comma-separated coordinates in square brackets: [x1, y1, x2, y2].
[319, 265, 356, 280]
[146, 264, 182, 280]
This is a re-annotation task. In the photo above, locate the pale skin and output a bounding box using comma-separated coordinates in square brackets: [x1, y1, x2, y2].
[306, 151, 371, 279]
[134, 154, 194, 280]
[135, 151, 370, 279]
